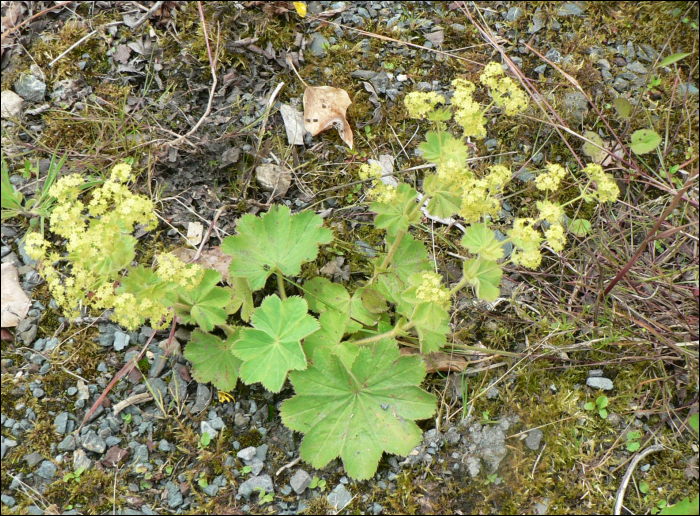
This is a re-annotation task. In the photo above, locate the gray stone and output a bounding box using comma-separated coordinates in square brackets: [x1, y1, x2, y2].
[525, 429, 544, 450]
[309, 33, 330, 57]
[545, 48, 563, 64]
[535, 497, 551, 515]
[166, 481, 183, 508]
[586, 377, 614, 391]
[245, 457, 264, 476]
[256, 444, 269, 461]
[158, 439, 172, 452]
[327, 484, 352, 510]
[25, 451, 44, 467]
[14, 75, 46, 102]
[626, 61, 648, 74]
[530, 12, 546, 33]
[373, 502, 384, 514]
[1, 90, 23, 118]
[612, 76, 629, 92]
[505, 7, 524, 22]
[563, 91, 588, 119]
[20, 325, 38, 345]
[1, 495, 16, 507]
[131, 443, 149, 465]
[58, 435, 77, 452]
[234, 413, 249, 427]
[237, 474, 274, 498]
[209, 416, 225, 431]
[44, 337, 59, 351]
[36, 460, 57, 479]
[192, 384, 211, 413]
[113, 330, 130, 351]
[237, 446, 257, 461]
[82, 430, 106, 454]
[588, 369, 604, 378]
[678, 83, 699, 96]
[72, 448, 93, 471]
[54, 412, 70, 434]
[201, 420, 218, 439]
[557, 2, 585, 16]
[203, 484, 219, 497]
[290, 470, 312, 494]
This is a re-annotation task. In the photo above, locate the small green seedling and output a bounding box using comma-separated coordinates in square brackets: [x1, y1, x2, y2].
[309, 475, 327, 492]
[484, 472, 500, 486]
[121, 412, 132, 425]
[626, 430, 642, 452]
[241, 465, 253, 475]
[255, 487, 274, 505]
[199, 432, 211, 449]
[689, 413, 699, 434]
[198, 472, 208, 489]
[584, 395, 609, 419]
[63, 466, 86, 483]
[165, 465, 173, 475]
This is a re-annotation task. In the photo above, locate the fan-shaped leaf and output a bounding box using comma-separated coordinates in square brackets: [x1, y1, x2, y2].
[232, 295, 318, 392]
[281, 339, 436, 480]
[222, 205, 333, 291]
[630, 129, 661, 155]
[184, 330, 242, 392]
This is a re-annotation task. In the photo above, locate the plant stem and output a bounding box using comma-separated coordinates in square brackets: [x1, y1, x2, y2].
[276, 271, 287, 299]
[351, 320, 415, 346]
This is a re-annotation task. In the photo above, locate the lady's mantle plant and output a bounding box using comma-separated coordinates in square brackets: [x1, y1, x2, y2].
[26, 62, 620, 481]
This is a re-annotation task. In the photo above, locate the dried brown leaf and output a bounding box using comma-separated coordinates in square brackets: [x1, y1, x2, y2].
[303, 85, 353, 149]
[171, 246, 232, 282]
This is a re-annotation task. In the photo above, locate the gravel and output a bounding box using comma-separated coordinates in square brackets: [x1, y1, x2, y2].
[587, 377, 614, 391]
[290, 469, 312, 494]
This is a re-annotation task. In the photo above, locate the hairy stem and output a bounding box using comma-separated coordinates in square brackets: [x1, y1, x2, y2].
[276, 271, 287, 299]
[352, 321, 415, 346]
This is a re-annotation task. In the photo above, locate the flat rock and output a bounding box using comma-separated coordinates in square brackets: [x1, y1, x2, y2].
[586, 377, 614, 391]
[1, 90, 23, 118]
[526, 429, 544, 450]
[54, 412, 70, 434]
[82, 430, 107, 454]
[255, 164, 292, 198]
[327, 484, 352, 510]
[237, 474, 274, 498]
[290, 469, 312, 494]
[72, 449, 93, 471]
[14, 75, 46, 102]
[237, 446, 257, 461]
[36, 460, 57, 479]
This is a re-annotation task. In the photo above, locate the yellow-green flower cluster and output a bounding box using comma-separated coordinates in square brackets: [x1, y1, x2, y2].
[545, 223, 566, 252]
[536, 200, 564, 224]
[455, 164, 511, 223]
[25, 162, 186, 330]
[508, 218, 543, 269]
[535, 163, 567, 192]
[451, 78, 487, 139]
[404, 91, 446, 119]
[415, 272, 451, 309]
[359, 162, 397, 204]
[158, 252, 203, 290]
[583, 164, 620, 202]
[479, 62, 529, 115]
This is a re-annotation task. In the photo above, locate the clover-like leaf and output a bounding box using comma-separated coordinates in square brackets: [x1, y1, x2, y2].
[281, 339, 437, 480]
[172, 269, 231, 332]
[462, 258, 502, 301]
[184, 330, 242, 391]
[419, 131, 469, 167]
[629, 129, 662, 155]
[303, 310, 359, 367]
[232, 295, 319, 393]
[222, 205, 333, 291]
[371, 183, 421, 236]
[461, 224, 505, 261]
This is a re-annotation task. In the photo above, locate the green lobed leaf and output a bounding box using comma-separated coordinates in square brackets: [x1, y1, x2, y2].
[184, 330, 242, 392]
[118, 265, 178, 306]
[303, 309, 359, 366]
[303, 277, 350, 313]
[423, 174, 463, 219]
[462, 258, 502, 301]
[419, 131, 469, 167]
[229, 277, 255, 322]
[173, 269, 232, 332]
[281, 339, 437, 480]
[658, 496, 699, 516]
[568, 219, 591, 237]
[360, 287, 389, 314]
[387, 232, 431, 283]
[371, 183, 421, 236]
[222, 205, 333, 291]
[630, 129, 662, 155]
[232, 295, 318, 393]
[461, 224, 505, 261]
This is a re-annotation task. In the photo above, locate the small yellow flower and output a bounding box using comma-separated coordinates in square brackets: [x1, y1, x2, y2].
[404, 91, 446, 119]
[545, 223, 566, 252]
[535, 163, 567, 192]
[536, 200, 564, 224]
[415, 272, 451, 309]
